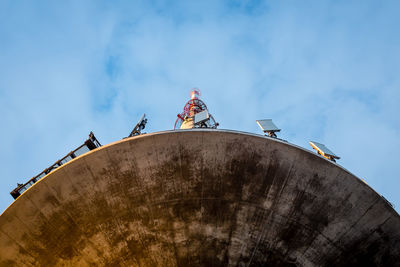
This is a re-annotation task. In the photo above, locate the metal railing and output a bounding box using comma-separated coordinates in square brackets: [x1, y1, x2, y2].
[10, 132, 102, 199]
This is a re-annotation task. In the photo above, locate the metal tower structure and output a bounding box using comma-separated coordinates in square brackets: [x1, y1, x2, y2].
[174, 89, 219, 130]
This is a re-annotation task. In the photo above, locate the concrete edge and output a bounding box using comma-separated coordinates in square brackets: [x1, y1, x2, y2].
[3, 129, 398, 217]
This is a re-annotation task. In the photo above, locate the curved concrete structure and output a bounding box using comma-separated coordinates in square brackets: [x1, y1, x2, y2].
[1, 130, 399, 266]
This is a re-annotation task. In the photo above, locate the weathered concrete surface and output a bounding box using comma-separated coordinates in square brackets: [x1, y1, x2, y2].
[1, 129, 399, 266]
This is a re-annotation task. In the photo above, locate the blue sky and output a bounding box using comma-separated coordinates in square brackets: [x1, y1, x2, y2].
[0, 0, 399, 213]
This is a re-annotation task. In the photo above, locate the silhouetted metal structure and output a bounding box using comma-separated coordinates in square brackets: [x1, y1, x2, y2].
[10, 132, 101, 199]
[128, 114, 148, 137]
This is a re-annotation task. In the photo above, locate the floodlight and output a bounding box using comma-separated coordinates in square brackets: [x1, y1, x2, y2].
[309, 141, 340, 162]
[256, 119, 281, 137]
[194, 110, 210, 125]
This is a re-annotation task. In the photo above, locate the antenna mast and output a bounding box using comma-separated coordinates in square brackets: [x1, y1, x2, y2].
[174, 88, 219, 129]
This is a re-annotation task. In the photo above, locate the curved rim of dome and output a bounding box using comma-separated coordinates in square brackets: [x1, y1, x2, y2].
[2, 128, 398, 217]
